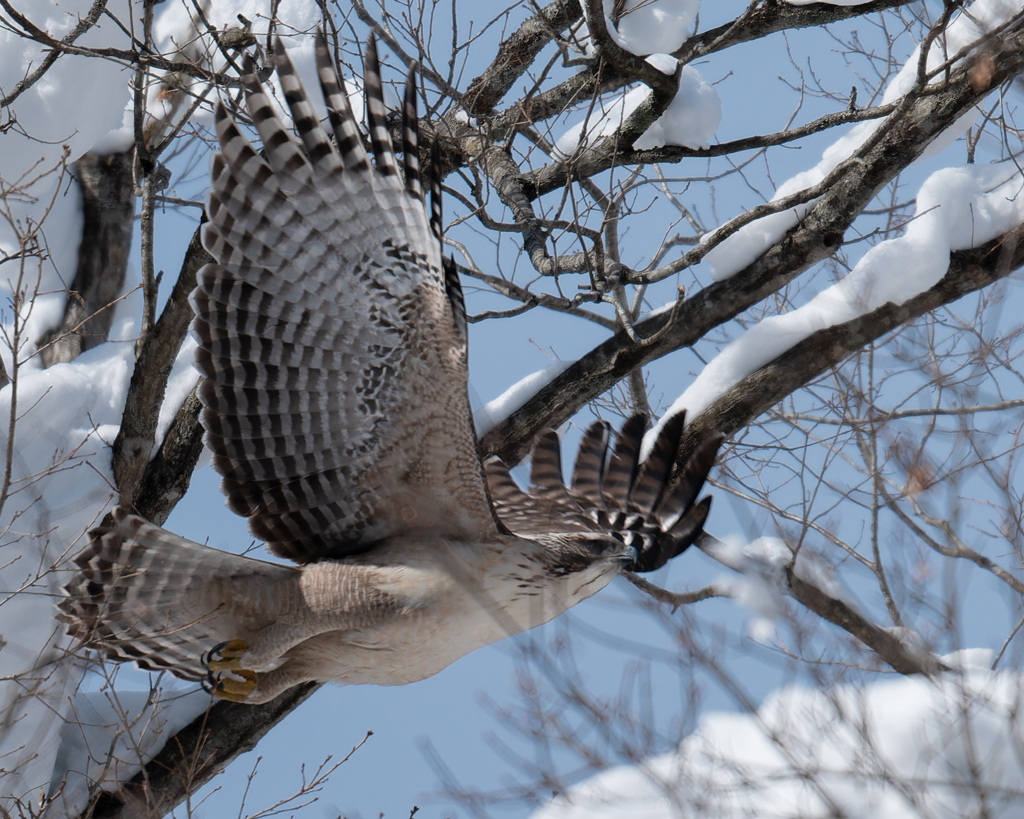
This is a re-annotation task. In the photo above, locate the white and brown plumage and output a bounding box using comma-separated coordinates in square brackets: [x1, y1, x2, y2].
[59, 36, 723, 704]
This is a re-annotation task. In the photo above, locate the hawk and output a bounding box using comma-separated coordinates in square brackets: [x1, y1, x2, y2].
[59, 36, 723, 704]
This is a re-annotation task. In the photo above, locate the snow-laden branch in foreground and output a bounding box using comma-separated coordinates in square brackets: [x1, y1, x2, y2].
[475, 360, 575, 438]
[534, 650, 1024, 818]
[47, 687, 207, 816]
[702, 0, 1021, 280]
[0, 302, 206, 814]
[650, 160, 1024, 444]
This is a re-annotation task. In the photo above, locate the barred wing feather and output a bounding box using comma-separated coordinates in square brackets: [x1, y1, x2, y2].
[194, 36, 497, 562]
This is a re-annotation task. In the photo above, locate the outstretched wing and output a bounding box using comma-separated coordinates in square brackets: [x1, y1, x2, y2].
[194, 36, 497, 562]
[485, 414, 723, 572]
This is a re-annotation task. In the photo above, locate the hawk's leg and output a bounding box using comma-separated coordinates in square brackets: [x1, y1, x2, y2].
[205, 638, 249, 671]
[206, 638, 341, 704]
[208, 663, 315, 704]
[208, 668, 257, 702]
[201, 560, 403, 701]
[201, 624, 325, 702]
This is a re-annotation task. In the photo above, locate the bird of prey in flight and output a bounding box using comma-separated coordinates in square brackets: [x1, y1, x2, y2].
[60, 35, 723, 704]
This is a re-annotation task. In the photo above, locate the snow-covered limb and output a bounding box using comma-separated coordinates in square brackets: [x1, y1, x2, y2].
[483, 0, 914, 168]
[111, 227, 204, 512]
[702, 0, 1023, 281]
[481, 205, 1024, 470]
[658, 162, 1024, 431]
[43, 685, 208, 818]
[0, 328, 135, 811]
[83, 683, 319, 819]
[652, 219, 1024, 479]
[0, 14, 142, 790]
[475, 361, 575, 438]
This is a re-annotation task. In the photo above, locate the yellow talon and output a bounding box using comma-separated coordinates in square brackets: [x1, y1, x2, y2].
[213, 669, 257, 702]
[206, 638, 249, 671]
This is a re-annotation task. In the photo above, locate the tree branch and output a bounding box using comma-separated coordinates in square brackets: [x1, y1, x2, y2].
[695, 533, 942, 677]
[478, 27, 1024, 464]
[462, 0, 582, 116]
[86, 684, 319, 818]
[36, 151, 134, 366]
[676, 227, 1024, 458]
[111, 223, 210, 507]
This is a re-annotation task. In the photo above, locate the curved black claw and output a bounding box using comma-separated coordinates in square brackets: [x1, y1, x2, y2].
[202, 638, 249, 671]
[202, 639, 256, 702]
[203, 668, 257, 702]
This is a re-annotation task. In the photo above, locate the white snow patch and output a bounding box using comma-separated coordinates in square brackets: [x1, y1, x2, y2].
[644, 53, 678, 75]
[556, 61, 721, 154]
[635, 65, 722, 151]
[582, 0, 699, 56]
[156, 336, 201, 446]
[0, 341, 137, 811]
[534, 653, 1024, 818]
[712, 536, 792, 640]
[475, 361, 575, 437]
[0, 5, 157, 796]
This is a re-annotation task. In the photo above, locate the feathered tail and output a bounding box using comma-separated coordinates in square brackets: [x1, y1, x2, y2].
[59, 508, 297, 682]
